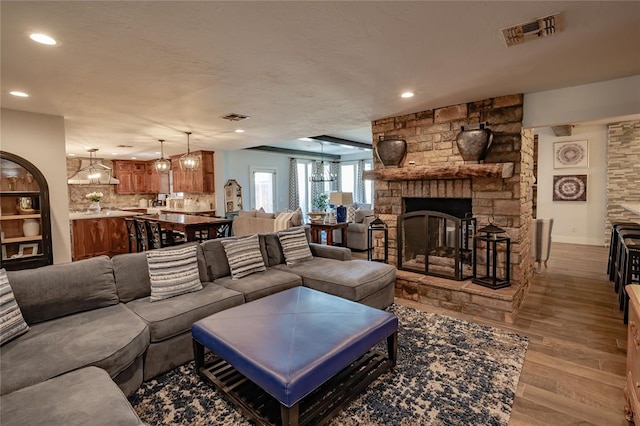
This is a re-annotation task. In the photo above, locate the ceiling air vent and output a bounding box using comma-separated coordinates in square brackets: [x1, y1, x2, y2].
[502, 12, 561, 47]
[221, 113, 250, 121]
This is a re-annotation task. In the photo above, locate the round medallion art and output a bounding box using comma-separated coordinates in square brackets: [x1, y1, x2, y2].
[553, 175, 587, 201]
[554, 140, 588, 168]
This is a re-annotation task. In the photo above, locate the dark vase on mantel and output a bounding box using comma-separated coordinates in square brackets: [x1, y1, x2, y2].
[455, 123, 493, 163]
[375, 135, 407, 168]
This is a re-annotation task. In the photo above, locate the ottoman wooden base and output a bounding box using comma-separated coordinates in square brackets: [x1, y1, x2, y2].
[194, 334, 396, 426]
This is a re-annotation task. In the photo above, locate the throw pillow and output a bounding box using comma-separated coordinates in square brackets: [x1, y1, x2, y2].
[0, 268, 30, 346]
[347, 205, 357, 223]
[221, 234, 267, 280]
[256, 211, 276, 219]
[278, 227, 313, 265]
[291, 207, 303, 227]
[274, 212, 295, 232]
[147, 245, 203, 302]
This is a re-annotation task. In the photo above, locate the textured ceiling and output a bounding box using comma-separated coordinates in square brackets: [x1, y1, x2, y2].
[2, 1, 639, 159]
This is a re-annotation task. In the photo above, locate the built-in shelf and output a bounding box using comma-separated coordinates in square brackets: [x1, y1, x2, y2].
[2, 235, 43, 244]
[0, 214, 41, 220]
[363, 163, 514, 181]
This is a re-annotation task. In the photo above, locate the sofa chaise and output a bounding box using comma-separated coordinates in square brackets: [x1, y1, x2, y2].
[0, 226, 396, 425]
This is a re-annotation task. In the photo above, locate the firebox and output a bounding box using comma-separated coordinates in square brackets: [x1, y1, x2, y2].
[397, 198, 475, 281]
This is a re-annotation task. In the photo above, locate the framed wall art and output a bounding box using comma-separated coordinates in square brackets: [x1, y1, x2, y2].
[554, 140, 588, 169]
[553, 175, 587, 202]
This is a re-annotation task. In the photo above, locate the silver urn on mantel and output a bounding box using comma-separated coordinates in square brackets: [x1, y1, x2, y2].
[455, 122, 493, 163]
[375, 135, 407, 168]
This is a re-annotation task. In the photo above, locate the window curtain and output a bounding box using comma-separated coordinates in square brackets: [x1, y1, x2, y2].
[310, 160, 324, 210]
[288, 158, 299, 210]
[330, 162, 340, 192]
[356, 160, 366, 205]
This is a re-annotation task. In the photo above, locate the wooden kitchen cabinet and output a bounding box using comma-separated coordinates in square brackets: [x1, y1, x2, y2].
[132, 162, 147, 193]
[625, 285, 640, 423]
[70, 216, 129, 260]
[114, 160, 134, 194]
[170, 151, 214, 193]
[147, 166, 170, 194]
[0, 151, 53, 270]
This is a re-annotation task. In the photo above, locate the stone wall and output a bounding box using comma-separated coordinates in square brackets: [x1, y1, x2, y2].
[606, 120, 640, 242]
[370, 94, 534, 323]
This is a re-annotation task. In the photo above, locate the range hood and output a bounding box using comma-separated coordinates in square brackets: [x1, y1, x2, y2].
[67, 150, 120, 185]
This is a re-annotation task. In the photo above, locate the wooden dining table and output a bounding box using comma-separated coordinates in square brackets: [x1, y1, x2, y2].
[137, 214, 233, 242]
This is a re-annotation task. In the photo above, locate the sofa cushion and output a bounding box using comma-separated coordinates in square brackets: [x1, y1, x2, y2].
[125, 283, 244, 343]
[214, 269, 302, 302]
[278, 227, 313, 265]
[113, 252, 151, 303]
[0, 303, 149, 395]
[273, 259, 396, 303]
[256, 211, 275, 219]
[6, 256, 119, 325]
[0, 269, 29, 346]
[147, 245, 203, 302]
[221, 234, 266, 279]
[0, 367, 144, 426]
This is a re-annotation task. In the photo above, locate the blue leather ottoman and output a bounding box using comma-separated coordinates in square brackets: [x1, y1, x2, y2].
[192, 287, 398, 426]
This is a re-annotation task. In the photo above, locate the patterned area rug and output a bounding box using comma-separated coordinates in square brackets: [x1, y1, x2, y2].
[129, 304, 528, 425]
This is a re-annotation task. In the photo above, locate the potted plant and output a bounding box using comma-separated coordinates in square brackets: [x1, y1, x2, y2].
[312, 193, 328, 212]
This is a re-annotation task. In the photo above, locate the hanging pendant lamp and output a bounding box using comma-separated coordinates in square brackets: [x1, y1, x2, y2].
[154, 139, 171, 173]
[179, 131, 200, 171]
[309, 141, 337, 182]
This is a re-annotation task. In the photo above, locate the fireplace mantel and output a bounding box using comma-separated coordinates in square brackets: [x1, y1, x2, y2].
[363, 163, 514, 181]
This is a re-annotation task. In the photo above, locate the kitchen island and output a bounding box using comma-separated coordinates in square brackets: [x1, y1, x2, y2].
[70, 210, 142, 261]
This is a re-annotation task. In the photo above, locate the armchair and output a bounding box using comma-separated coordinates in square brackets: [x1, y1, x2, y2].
[333, 209, 376, 250]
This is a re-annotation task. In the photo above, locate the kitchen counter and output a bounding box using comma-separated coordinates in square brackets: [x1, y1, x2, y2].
[160, 207, 216, 216]
[622, 203, 640, 216]
[69, 210, 143, 220]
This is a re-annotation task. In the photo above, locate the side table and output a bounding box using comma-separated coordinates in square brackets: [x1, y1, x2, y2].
[308, 222, 348, 246]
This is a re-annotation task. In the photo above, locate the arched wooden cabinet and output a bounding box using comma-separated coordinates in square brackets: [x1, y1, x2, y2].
[0, 151, 53, 270]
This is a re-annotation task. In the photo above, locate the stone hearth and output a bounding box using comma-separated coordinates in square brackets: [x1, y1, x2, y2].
[366, 94, 535, 324]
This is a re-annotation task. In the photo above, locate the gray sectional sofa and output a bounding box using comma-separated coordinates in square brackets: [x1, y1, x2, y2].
[0, 228, 396, 425]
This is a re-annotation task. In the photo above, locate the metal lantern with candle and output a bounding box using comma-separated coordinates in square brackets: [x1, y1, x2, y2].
[472, 222, 511, 289]
[368, 217, 389, 263]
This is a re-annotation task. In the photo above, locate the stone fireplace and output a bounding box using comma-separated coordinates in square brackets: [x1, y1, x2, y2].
[364, 94, 535, 324]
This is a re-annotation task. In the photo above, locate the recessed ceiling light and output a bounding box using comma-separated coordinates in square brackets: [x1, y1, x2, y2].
[401, 92, 415, 98]
[111, 153, 118, 155]
[131, 157, 137, 160]
[298, 137, 313, 142]
[68, 153, 76, 156]
[154, 151, 161, 155]
[9, 91, 29, 97]
[235, 129, 245, 133]
[29, 33, 57, 45]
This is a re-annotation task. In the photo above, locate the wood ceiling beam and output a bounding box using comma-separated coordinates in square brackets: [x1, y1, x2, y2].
[310, 135, 373, 150]
[245, 146, 341, 161]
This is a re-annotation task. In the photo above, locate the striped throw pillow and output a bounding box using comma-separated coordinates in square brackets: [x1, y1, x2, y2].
[278, 227, 313, 265]
[221, 234, 266, 280]
[0, 268, 30, 346]
[147, 245, 203, 302]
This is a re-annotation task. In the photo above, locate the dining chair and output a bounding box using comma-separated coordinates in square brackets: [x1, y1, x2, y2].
[146, 220, 185, 248]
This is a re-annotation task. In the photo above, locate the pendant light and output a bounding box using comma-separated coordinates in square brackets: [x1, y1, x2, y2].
[179, 131, 200, 171]
[154, 139, 171, 173]
[309, 141, 337, 182]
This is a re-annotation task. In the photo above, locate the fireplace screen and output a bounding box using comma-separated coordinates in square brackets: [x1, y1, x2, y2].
[397, 211, 475, 280]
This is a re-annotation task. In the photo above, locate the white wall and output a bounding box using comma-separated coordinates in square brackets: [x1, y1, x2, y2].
[215, 149, 292, 213]
[536, 124, 607, 246]
[524, 75, 640, 128]
[1, 109, 72, 263]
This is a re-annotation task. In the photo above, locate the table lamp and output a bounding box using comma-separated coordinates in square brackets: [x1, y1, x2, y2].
[329, 192, 353, 223]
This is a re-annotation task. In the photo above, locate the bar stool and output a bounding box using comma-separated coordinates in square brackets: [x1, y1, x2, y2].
[613, 231, 640, 293]
[124, 218, 138, 253]
[608, 223, 640, 282]
[146, 220, 185, 249]
[134, 219, 149, 252]
[618, 243, 640, 324]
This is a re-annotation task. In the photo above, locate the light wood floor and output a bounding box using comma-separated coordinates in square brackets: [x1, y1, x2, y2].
[377, 243, 629, 425]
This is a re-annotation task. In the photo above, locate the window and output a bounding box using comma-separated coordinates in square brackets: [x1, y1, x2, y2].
[340, 164, 355, 195]
[364, 161, 373, 205]
[251, 167, 276, 212]
[297, 161, 310, 213]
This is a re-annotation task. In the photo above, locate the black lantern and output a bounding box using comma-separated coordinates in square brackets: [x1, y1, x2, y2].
[368, 217, 388, 263]
[472, 223, 511, 289]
